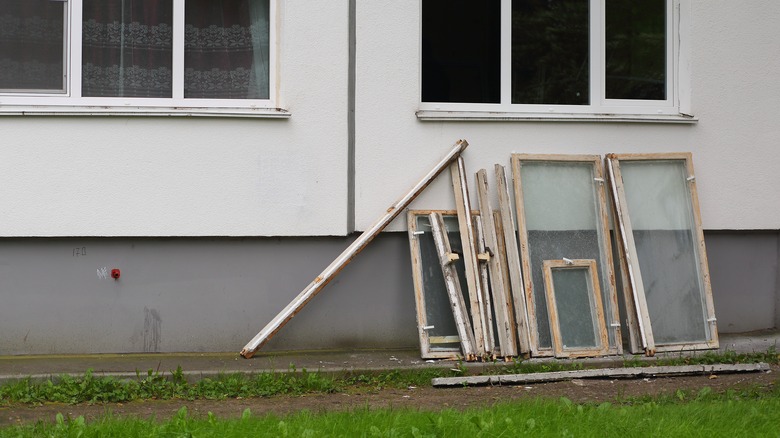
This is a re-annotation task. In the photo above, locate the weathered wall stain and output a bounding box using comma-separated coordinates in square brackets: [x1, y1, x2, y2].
[143, 307, 162, 352]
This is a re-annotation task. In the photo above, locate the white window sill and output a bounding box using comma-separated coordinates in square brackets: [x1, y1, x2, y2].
[0, 105, 290, 118]
[416, 110, 697, 124]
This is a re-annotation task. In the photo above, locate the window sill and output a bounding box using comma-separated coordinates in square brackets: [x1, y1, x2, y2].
[416, 110, 697, 124]
[0, 105, 291, 118]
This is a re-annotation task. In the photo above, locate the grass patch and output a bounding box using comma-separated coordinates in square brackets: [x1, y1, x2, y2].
[3, 387, 780, 437]
[0, 366, 464, 405]
[1, 347, 776, 405]
[622, 346, 780, 368]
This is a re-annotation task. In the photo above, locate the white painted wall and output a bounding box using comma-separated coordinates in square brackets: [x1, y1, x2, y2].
[355, 1, 780, 232]
[0, 1, 349, 237]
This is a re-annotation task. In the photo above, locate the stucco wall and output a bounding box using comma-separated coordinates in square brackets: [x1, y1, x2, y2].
[0, 1, 350, 237]
[354, 1, 780, 232]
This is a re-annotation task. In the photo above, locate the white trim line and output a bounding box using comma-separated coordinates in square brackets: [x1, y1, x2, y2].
[0, 105, 290, 118]
[416, 110, 697, 123]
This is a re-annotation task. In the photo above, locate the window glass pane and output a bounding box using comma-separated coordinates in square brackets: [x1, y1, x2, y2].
[421, 0, 500, 103]
[550, 267, 600, 349]
[185, 0, 269, 99]
[0, 0, 65, 92]
[519, 161, 616, 349]
[415, 214, 469, 351]
[619, 160, 709, 344]
[512, 0, 589, 105]
[82, 0, 173, 98]
[606, 0, 666, 100]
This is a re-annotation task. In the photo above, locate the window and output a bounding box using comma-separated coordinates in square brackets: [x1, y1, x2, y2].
[0, 0, 277, 115]
[420, 0, 690, 120]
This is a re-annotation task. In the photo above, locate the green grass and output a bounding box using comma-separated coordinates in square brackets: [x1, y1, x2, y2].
[622, 346, 780, 368]
[1, 348, 776, 405]
[0, 366, 464, 405]
[3, 387, 780, 437]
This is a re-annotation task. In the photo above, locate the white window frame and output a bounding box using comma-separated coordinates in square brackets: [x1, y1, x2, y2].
[0, 0, 286, 118]
[417, 0, 693, 123]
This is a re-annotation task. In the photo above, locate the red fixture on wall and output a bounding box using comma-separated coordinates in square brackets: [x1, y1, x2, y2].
[111, 268, 121, 280]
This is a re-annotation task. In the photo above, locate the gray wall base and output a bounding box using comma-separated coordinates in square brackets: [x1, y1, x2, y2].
[1, 231, 777, 355]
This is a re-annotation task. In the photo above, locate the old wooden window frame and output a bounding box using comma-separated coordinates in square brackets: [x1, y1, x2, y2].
[512, 154, 620, 357]
[606, 152, 718, 353]
[407, 209, 480, 359]
[543, 259, 609, 358]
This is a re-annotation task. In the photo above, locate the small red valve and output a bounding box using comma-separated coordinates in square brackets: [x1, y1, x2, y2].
[111, 268, 121, 280]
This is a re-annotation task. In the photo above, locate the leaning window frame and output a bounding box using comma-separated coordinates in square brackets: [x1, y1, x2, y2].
[0, 0, 284, 117]
[417, 0, 692, 123]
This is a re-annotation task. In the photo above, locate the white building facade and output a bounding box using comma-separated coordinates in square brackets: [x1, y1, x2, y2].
[1, 0, 778, 354]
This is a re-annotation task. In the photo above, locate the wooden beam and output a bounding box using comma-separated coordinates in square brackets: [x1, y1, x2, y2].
[476, 169, 517, 357]
[240, 140, 469, 358]
[474, 216, 497, 355]
[495, 164, 531, 356]
[605, 155, 656, 356]
[450, 156, 488, 356]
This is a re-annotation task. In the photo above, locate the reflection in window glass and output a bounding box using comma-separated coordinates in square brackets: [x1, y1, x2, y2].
[606, 0, 666, 100]
[0, 0, 66, 92]
[185, 0, 269, 99]
[421, 0, 500, 103]
[82, 0, 173, 97]
[512, 0, 589, 105]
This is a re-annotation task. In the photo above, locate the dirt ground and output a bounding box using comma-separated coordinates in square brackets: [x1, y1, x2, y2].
[1, 365, 776, 426]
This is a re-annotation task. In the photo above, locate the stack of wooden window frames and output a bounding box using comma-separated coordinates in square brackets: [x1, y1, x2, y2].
[407, 152, 718, 360]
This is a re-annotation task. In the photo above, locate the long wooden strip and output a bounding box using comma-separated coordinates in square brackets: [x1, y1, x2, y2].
[429, 212, 477, 359]
[492, 210, 518, 355]
[476, 169, 517, 357]
[432, 363, 769, 387]
[240, 140, 469, 358]
[474, 216, 497, 355]
[450, 156, 487, 356]
[605, 155, 655, 355]
[495, 164, 531, 355]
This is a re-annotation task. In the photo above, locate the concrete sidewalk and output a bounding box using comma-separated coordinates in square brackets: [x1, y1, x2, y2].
[1, 331, 777, 384]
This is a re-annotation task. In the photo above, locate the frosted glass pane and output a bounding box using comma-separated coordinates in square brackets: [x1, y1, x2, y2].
[551, 268, 599, 349]
[620, 160, 708, 344]
[415, 215, 468, 351]
[520, 161, 614, 349]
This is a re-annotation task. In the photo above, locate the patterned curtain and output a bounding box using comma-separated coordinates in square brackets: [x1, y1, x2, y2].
[0, 0, 65, 92]
[184, 0, 269, 99]
[82, 0, 173, 98]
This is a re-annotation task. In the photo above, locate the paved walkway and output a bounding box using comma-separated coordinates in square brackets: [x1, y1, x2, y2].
[0, 330, 777, 384]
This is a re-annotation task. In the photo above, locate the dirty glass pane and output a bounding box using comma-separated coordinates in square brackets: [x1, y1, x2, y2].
[415, 214, 469, 351]
[620, 160, 709, 344]
[606, 0, 666, 100]
[550, 267, 599, 349]
[512, 0, 589, 105]
[520, 161, 615, 349]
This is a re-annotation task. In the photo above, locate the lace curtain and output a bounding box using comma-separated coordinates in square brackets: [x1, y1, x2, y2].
[82, 0, 269, 99]
[0, 0, 65, 92]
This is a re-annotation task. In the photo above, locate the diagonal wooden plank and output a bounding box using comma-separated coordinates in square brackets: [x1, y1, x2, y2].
[240, 140, 469, 358]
